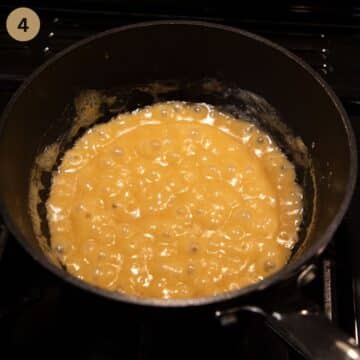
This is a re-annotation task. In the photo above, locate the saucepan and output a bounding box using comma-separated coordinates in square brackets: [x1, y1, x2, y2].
[0, 21, 357, 359]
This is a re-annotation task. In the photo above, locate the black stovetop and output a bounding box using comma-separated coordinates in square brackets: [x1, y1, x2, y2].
[0, 3, 360, 359]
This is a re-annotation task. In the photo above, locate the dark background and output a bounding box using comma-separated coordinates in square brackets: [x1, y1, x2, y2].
[1, 2, 360, 359]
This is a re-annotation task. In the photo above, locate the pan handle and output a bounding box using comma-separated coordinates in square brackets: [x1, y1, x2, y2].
[265, 309, 360, 359]
[216, 297, 360, 360]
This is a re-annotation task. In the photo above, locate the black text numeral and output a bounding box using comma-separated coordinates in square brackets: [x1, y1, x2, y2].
[17, 17, 29, 32]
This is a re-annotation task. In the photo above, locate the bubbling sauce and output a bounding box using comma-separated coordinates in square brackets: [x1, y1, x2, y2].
[47, 101, 303, 299]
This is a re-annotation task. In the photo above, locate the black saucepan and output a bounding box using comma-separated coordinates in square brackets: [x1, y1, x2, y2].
[0, 21, 357, 359]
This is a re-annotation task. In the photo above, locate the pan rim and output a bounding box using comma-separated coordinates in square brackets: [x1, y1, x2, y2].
[0, 20, 357, 307]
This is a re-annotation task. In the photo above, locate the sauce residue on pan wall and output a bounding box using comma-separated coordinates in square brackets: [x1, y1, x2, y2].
[29, 90, 116, 254]
[45, 101, 303, 299]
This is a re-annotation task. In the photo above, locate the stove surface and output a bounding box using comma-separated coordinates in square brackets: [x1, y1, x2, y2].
[0, 2, 359, 359]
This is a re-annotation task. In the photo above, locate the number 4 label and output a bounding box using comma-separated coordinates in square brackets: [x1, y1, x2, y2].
[17, 17, 30, 32]
[6, 7, 40, 42]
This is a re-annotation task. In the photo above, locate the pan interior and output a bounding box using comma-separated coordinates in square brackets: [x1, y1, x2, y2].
[29, 79, 315, 278]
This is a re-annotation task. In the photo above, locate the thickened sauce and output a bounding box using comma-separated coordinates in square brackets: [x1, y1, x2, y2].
[47, 101, 303, 299]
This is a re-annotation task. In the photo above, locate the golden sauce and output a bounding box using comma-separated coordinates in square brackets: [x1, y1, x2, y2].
[47, 102, 303, 299]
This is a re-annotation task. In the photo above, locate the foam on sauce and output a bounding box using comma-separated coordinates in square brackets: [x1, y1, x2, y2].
[47, 101, 303, 299]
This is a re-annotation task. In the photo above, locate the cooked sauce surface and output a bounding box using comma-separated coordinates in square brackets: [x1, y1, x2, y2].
[47, 102, 303, 299]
